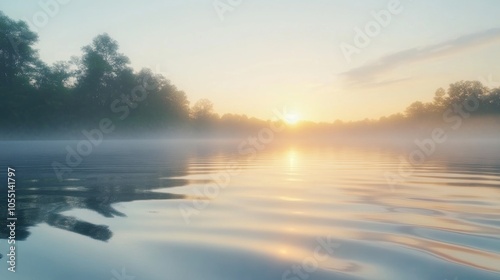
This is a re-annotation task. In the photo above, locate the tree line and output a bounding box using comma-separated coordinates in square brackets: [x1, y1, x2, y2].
[0, 11, 499, 140]
[0, 12, 219, 139]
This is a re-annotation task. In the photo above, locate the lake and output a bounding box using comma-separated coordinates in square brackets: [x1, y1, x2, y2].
[0, 140, 499, 280]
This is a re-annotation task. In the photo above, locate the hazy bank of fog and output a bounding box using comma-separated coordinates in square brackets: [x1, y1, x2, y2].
[1, 12, 499, 144]
[2, 115, 498, 144]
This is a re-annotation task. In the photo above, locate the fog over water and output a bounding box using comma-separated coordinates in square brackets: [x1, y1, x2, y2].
[1, 138, 499, 280]
[1, 6, 499, 280]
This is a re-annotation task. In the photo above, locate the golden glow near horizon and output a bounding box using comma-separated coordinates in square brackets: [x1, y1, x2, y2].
[284, 113, 300, 125]
[3, 2, 500, 122]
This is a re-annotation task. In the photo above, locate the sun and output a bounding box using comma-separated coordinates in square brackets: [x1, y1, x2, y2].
[284, 113, 300, 125]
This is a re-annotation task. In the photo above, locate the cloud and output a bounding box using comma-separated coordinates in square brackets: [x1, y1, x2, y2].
[340, 28, 500, 88]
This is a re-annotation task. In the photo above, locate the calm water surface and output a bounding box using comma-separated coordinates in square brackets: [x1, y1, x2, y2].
[0, 140, 499, 280]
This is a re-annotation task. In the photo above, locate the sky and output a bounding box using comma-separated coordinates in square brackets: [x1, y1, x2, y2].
[1, 0, 500, 122]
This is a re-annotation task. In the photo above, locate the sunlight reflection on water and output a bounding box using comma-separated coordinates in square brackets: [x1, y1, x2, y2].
[0, 140, 499, 280]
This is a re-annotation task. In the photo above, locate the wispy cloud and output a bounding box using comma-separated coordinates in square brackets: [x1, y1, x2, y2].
[340, 28, 500, 88]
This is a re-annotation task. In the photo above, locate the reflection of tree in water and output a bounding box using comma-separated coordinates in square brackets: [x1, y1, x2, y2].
[0, 172, 188, 242]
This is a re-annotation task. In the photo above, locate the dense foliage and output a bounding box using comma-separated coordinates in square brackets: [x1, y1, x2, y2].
[0, 12, 498, 139]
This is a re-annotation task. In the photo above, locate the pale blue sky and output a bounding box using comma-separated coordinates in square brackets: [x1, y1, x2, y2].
[1, 0, 500, 121]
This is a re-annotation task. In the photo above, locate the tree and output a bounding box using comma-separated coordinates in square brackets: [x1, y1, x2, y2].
[127, 69, 191, 130]
[446, 80, 487, 106]
[75, 34, 133, 109]
[432, 87, 446, 112]
[0, 12, 42, 132]
[191, 99, 218, 121]
[482, 88, 500, 114]
[0, 11, 39, 88]
[405, 101, 427, 118]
